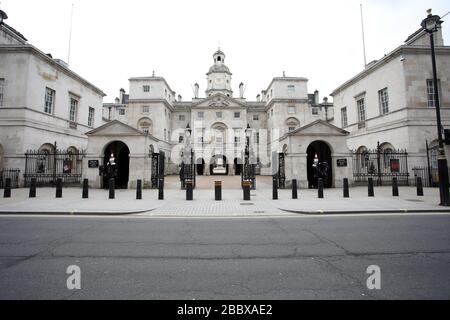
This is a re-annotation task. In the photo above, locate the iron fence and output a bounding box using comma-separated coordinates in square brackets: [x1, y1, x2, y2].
[412, 166, 439, 188]
[352, 146, 409, 186]
[0, 169, 20, 189]
[24, 149, 85, 187]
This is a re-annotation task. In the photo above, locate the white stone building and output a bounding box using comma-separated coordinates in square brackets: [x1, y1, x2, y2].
[88, 49, 352, 189]
[0, 12, 106, 187]
[331, 22, 450, 185]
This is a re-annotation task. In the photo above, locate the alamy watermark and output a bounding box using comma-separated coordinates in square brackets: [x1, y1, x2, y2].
[366, 265, 381, 290]
[66, 265, 81, 290]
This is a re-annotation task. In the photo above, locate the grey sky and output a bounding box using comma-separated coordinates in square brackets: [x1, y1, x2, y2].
[2, 0, 449, 102]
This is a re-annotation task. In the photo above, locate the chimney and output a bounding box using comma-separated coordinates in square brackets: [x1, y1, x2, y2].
[119, 88, 125, 103]
[194, 83, 199, 98]
[115, 97, 120, 104]
[314, 90, 319, 105]
[323, 97, 328, 104]
[239, 82, 244, 98]
[256, 94, 261, 102]
[178, 94, 182, 102]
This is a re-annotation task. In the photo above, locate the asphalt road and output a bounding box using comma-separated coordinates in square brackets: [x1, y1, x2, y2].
[0, 214, 449, 300]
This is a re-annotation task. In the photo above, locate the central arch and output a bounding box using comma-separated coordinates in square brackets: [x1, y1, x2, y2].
[307, 141, 333, 188]
[210, 154, 229, 176]
[103, 141, 130, 189]
[196, 158, 205, 176]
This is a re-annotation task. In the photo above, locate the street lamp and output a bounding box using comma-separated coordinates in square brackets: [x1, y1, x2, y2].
[421, 9, 450, 206]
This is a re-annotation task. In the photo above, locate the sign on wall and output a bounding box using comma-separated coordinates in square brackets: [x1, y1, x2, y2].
[88, 160, 99, 168]
[337, 159, 348, 167]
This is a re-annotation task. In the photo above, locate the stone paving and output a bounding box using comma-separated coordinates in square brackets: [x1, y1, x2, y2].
[0, 175, 448, 216]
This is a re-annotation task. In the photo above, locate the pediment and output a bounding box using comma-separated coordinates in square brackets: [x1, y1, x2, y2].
[192, 93, 246, 109]
[289, 120, 349, 136]
[86, 120, 144, 137]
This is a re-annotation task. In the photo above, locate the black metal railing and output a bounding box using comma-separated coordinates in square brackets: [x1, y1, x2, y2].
[413, 166, 439, 188]
[0, 169, 20, 189]
[24, 149, 85, 187]
[352, 146, 409, 186]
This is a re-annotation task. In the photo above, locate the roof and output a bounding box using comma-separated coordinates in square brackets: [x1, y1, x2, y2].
[2, 22, 27, 41]
[207, 63, 231, 75]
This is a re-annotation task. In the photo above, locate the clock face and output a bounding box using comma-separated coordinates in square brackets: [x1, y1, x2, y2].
[214, 78, 223, 85]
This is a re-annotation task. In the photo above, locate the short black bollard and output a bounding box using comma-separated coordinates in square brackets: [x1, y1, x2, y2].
[318, 178, 324, 199]
[272, 176, 278, 200]
[416, 177, 424, 197]
[109, 178, 115, 199]
[136, 179, 142, 200]
[368, 178, 374, 197]
[392, 177, 399, 197]
[56, 178, 62, 198]
[215, 181, 222, 201]
[292, 179, 298, 199]
[29, 178, 37, 198]
[82, 179, 89, 199]
[343, 178, 349, 198]
[243, 180, 251, 201]
[3, 178, 11, 198]
[186, 180, 193, 201]
[158, 178, 164, 200]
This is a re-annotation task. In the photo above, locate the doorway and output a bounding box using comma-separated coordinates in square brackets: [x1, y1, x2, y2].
[196, 158, 205, 176]
[103, 141, 130, 189]
[307, 141, 333, 188]
[234, 158, 243, 176]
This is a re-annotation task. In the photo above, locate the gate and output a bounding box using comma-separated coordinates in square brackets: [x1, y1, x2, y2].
[24, 148, 84, 187]
[352, 143, 409, 186]
[0, 169, 20, 189]
[278, 153, 286, 189]
[151, 151, 165, 189]
[180, 149, 196, 189]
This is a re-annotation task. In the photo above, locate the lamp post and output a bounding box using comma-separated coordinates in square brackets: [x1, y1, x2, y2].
[0, 10, 8, 25]
[421, 9, 450, 206]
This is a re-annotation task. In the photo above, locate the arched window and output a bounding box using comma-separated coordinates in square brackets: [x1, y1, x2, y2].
[285, 117, 300, 133]
[357, 146, 369, 170]
[38, 143, 56, 174]
[429, 140, 439, 169]
[137, 117, 153, 135]
[379, 143, 395, 170]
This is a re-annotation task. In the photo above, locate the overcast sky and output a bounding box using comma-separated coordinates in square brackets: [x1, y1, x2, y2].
[2, 0, 449, 102]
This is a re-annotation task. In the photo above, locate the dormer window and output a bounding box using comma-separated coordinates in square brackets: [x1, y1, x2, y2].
[217, 56, 222, 62]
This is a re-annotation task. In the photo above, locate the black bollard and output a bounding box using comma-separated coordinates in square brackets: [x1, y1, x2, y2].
[3, 178, 11, 198]
[292, 179, 298, 199]
[215, 181, 222, 201]
[158, 178, 164, 200]
[109, 178, 115, 199]
[56, 178, 62, 198]
[368, 178, 374, 197]
[318, 178, 324, 199]
[186, 180, 193, 201]
[243, 180, 251, 201]
[416, 177, 424, 197]
[272, 176, 278, 200]
[392, 177, 399, 197]
[343, 178, 350, 198]
[136, 179, 142, 200]
[29, 178, 37, 198]
[82, 179, 89, 199]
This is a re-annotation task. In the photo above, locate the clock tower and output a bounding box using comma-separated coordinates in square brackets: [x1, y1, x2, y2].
[206, 49, 233, 97]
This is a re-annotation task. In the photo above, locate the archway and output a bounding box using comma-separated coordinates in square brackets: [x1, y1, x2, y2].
[103, 141, 130, 189]
[307, 141, 333, 188]
[234, 158, 243, 175]
[210, 155, 228, 176]
[196, 158, 205, 176]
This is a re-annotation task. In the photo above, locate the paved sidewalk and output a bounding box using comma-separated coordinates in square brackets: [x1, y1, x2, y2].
[0, 185, 449, 216]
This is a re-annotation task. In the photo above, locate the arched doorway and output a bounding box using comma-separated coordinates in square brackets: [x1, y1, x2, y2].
[196, 158, 205, 176]
[210, 155, 228, 176]
[234, 158, 243, 175]
[103, 141, 130, 189]
[307, 141, 333, 188]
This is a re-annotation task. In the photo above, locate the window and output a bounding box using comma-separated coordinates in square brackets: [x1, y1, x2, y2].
[142, 106, 149, 114]
[427, 79, 441, 108]
[179, 135, 184, 143]
[143, 85, 150, 92]
[119, 109, 126, 115]
[69, 97, 78, 122]
[378, 88, 389, 114]
[197, 111, 204, 119]
[288, 106, 296, 114]
[288, 127, 296, 132]
[234, 112, 241, 118]
[341, 107, 348, 127]
[179, 114, 185, 121]
[312, 107, 319, 115]
[0, 78, 4, 106]
[357, 98, 366, 126]
[234, 136, 240, 146]
[255, 132, 260, 144]
[253, 114, 259, 121]
[45, 87, 55, 114]
[271, 109, 273, 116]
[287, 85, 295, 93]
[216, 111, 223, 119]
[88, 107, 95, 127]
